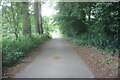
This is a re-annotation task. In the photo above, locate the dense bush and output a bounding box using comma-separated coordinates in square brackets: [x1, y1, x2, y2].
[62, 33, 118, 55]
[2, 34, 51, 66]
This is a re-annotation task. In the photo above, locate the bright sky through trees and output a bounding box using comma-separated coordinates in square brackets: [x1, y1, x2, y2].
[41, 2, 58, 17]
[0, 1, 58, 17]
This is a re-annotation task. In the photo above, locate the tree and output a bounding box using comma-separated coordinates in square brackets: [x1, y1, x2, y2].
[38, 2, 43, 34]
[54, 2, 119, 54]
[2, 2, 24, 39]
[34, 2, 40, 34]
[22, 2, 31, 36]
[34, 1, 43, 34]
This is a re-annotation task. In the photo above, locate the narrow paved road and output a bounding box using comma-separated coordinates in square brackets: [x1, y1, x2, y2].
[15, 36, 94, 78]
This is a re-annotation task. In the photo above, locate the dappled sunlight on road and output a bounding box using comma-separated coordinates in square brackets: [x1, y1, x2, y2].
[50, 33, 61, 39]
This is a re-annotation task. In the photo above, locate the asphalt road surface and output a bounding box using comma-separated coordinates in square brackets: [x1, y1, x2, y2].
[14, 36, 94, 78]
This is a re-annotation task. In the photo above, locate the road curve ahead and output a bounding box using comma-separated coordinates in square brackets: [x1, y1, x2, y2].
[14, 37, 94, 78]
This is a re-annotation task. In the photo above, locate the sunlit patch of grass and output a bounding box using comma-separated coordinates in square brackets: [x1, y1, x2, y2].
[114, 63, 120, 69]
[103, 58, 112, 65]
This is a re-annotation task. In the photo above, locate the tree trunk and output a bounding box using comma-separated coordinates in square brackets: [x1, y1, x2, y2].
[88, 3, 92, 24]
[34, 0, 43, 34]
[22, 2, 31, 36]
[34, 2, 41, 34]
[38, 2, 43, 34]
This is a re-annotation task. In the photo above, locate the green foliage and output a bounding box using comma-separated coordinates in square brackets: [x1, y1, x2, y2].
[43, 16, 59, 34]
[2, 34, 50, 66]
[114, 63, 120, 69]
[42, 17, 53, 33]
[2, 2, 23, 38]
[63, 33, 118, 55]
[55, 16, 88, 37]
[1, 2, 51, 67]
[55, 2, 119, 55]
[103, 58, 112, 64]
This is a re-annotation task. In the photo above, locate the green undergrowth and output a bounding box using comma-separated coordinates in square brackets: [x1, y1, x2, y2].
[2, 34, 51, 66]
[61, 33, 118, 55]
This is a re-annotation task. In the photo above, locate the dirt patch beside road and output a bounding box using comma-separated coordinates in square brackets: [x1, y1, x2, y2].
[68, 40, 119, 78]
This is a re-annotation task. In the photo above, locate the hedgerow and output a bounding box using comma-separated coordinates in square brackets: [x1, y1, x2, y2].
[2, 34, 51, 66]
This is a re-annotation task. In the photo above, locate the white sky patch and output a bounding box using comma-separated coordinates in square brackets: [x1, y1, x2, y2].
[0, 1, 4, 11]
[86, 15, 95, 19]
[42, 2, 58, 17]
[0, 6, 2, 11]
[0, 2, 11, 11]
